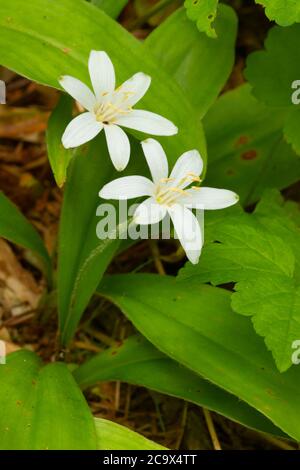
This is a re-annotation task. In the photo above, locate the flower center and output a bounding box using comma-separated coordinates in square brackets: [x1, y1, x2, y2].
[94, 91, 134, 124]
[155, 173, 201, 207]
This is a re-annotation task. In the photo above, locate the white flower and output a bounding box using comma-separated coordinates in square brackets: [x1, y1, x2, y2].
[59, 51, 178, 171]
[99, 139, 239, 264]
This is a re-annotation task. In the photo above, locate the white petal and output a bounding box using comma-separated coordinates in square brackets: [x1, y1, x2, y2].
[104, 124, 130, 171]
[99, 176, 154, 200]
[134, 197, 167, 225]
[184, 187, 239, 210]
[117, 72, 151, 106]
[169, 204, 202, 264]
[141, 138, 168, 184]
[115, 109, 178, 136]
[59, 75, 96, 111]
[89, 50, 116, 99]
[62, 112, 103, 148]
[169, 150, 203, 188]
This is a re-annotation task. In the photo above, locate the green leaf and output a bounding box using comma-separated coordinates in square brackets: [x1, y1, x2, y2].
[179, 193, 300, 372]
[203, 84, 300, 205]
[255, 0, 300, 26]
[0, 0, 206, 161]
[91, 0, 129, 18]
[245, 25, 300, 108]
[94, 417, 166, 450]
[145, 5, 237, 118]
[46, 94, 73, 187]
[245, 25, 300, 156]
[58, 132, 148, 345]
[184, 0, 219, 38]
[0, 191, 51, 282]
[284, 106, 300, 154]
[98, 273, 300, 440]
[74, 335, 287, 437]
[58, 135, 118, 344]
[0, 350, 97, 450]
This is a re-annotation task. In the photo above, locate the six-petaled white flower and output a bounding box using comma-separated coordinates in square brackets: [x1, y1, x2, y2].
[59, 51, 178, 171]
[99, 139, 239, 264]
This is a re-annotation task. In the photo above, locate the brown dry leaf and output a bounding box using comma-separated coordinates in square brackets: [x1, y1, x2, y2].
[0, 239, 42, 320]
[0, 105, 49, 142]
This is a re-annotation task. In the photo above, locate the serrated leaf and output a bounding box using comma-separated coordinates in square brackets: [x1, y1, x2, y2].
[203, 84, 300, 204]
[0, 192, 51, 282]
[184, 0, 219, 38]
[145, 5, 237, 118]
[179, 192, 300, 372]
[255, 0, 300, 26]
[46, 94, 73, 187]
[245, 25, 300, 108]
[245, 25, 300, 156]
[0, 350, 97, 450]
[94, 417, 166, 450]
[74, 335, 287, 437]
[98, 273, 300, 440]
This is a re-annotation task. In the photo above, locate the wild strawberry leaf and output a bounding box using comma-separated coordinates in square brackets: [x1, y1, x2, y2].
[255, 0, 300, 26]
[184, 0, 219, 38]
[245, 25, 300, 156]
[179, 191, 300, 372]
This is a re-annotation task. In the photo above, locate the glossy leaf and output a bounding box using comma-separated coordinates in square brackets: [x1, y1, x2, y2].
[0, 350, 97, 450]
[0, 0, 206, 161]
[74, 335, 287, 437]
[0, 191, 51, 281]
[98, 274, 300, 440]
[145, 5, 237, 119]
[94, 417, 166, 450]
[46, 94, 73, 187]
[203, 84, 300, 204]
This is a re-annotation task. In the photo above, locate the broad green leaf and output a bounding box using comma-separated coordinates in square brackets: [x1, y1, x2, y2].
[284, 106, 300, 154]
[0, 192, 51, 282]
[184, 0, 219, 38]
[58, 133, 148, 345]
[46, 94, 73, 187]
[145, 5, 237, 118]
[94, 417, 166, 450]
[179, 193, 300, 371]
[203, 84, 300, 204]
[91, 0, 129, 18]
[255, 0, 300, 26]
[0, 0, 206, 161]
[74, 335, 287, 437]
[98, 274, 300, 440]
[245, 25, 300, 156]
[0, 350, 97, 450]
